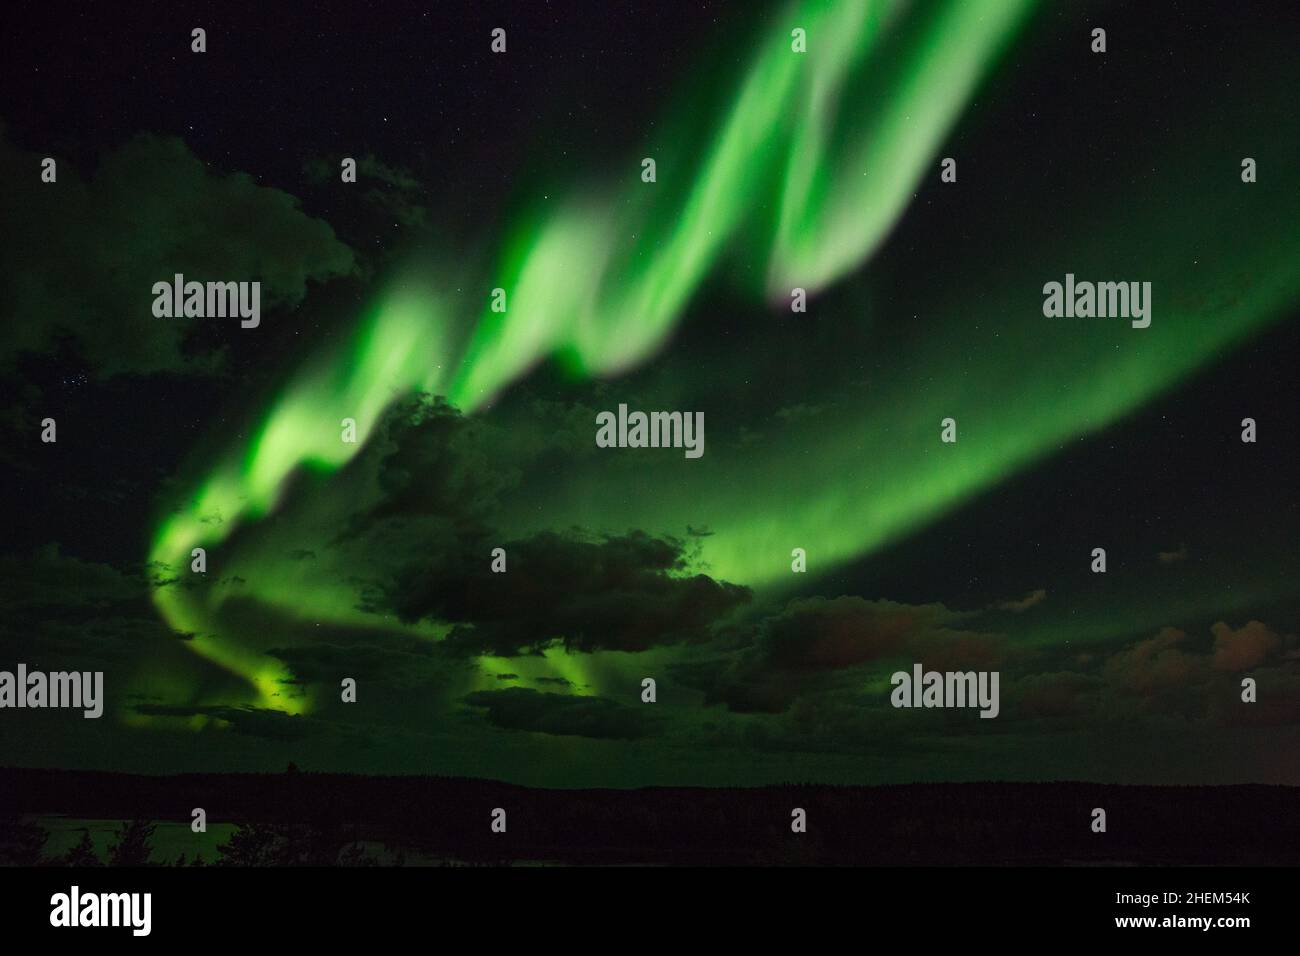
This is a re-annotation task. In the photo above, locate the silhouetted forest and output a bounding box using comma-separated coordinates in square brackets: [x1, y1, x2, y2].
[2, 767, 1296, 866]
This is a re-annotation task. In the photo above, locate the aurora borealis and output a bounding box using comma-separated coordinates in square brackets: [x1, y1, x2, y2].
[2, 0, 1299, 791]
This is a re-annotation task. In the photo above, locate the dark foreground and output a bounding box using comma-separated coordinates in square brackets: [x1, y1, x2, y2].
[3, 767, 1297, 866]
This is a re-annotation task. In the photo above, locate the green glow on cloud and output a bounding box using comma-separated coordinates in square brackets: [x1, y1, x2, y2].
[148, 0, 1040, 711]
[145, 0, 1300, 718]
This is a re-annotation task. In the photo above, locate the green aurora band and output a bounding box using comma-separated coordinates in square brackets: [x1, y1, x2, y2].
[145, 0, 1300, 719]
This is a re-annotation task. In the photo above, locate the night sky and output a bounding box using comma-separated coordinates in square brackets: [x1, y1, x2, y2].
[2, 0, 1298, 788]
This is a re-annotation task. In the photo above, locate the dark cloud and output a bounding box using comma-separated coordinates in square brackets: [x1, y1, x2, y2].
[991, 588, 1047, 613]
[0, 545, 170, 664]
[339, 394, 517, 537]
[264, 641, 438, 687]
[0, 543, 143, 612]
[373, 528, 750, 656]
[304, 152, 431, 235]
[340, 396, 750, 656]
[0, 125, 355, 378]
[1210, 620, 1282, 671]
[357, 155, 431, 230]
[1003, 621, 1296, 728]
[462, 688, 653, 740]
[186, 591, 472, 696]
[674, 596, 1004, 714]
[685, 610, 1299, 758]
[1101, 627, 1203, 696]
[131, 704, 316, 741]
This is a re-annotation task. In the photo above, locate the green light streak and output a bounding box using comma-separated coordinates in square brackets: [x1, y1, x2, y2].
[148, 0, 1139, 712]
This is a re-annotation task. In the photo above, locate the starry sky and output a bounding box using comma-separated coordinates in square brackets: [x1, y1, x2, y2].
[1, 0, 1299, 787]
